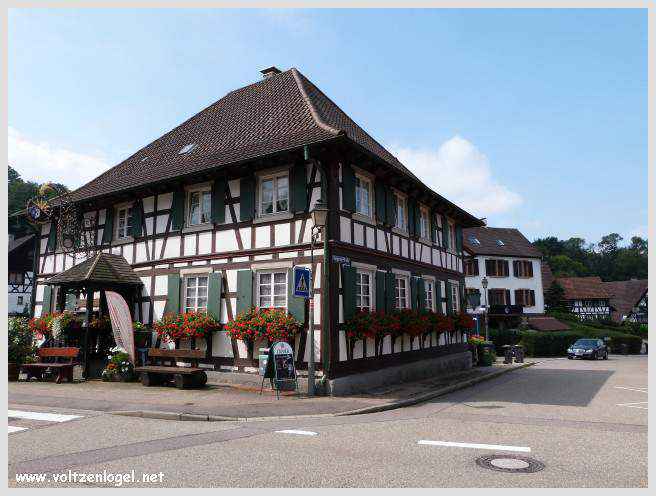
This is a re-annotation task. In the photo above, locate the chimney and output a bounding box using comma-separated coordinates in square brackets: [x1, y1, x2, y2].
[260, 66, 282, 79]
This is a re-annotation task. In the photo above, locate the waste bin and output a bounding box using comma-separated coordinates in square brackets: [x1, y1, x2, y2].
[512, 345, 524, 363]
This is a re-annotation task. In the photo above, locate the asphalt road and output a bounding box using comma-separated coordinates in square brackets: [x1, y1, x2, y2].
[8, 355, 648, 487]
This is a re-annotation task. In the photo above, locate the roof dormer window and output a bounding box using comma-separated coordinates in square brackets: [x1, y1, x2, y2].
[469, 235, 480, 245]
[496, 239, 505, 246]
[178, 143, 198, 155]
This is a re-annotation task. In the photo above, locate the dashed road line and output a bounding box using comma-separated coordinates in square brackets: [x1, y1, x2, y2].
[275, 430, 318, 436]
[616, 402, 648, 410]
[8, 410, 82, 423]
[8, 426, 28, 434]
[418, 440, 531, 453]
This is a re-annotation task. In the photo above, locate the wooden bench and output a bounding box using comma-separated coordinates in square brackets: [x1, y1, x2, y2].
[20, 347, 80, 384]
[134, 349, 207, 389]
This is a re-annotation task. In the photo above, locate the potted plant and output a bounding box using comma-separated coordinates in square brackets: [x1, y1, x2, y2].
[133, 321, 151, 348]
[224, 308, 301, 358]
[101, 346, 136, 382]
[154, 311, 221, 349]
[9, 317, 35, 381]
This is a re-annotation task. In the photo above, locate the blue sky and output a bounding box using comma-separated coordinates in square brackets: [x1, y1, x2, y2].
[8, 8, 647, 245]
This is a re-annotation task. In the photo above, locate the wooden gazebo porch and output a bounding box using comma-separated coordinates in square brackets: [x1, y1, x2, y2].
[45, 252, 143, 378]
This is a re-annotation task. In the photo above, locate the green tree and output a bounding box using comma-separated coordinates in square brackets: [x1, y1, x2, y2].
[544, 281, 565, 311]
[549, 254, 589, 277]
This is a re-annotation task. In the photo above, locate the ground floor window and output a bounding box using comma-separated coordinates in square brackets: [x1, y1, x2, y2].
[424, 279, 435, 311]
[395, 275, 409, 309]
[184, 275, 208, 312]
[356, 270, 373, 311]
[450, 281, 460, 313]
[257, 271, 287, 309]
[488, 288, 509, 306]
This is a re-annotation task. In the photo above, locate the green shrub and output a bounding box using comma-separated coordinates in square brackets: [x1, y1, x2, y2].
[9, 317, 35, 364]
[519, 330, 585, 357]
[623, 322, 647, 340]
[606, 334, 643, 354]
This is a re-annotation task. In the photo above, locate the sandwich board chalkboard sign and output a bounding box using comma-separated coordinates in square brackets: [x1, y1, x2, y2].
[260, 341, 298, 399]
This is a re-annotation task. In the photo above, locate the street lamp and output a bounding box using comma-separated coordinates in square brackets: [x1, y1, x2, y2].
[481, 276, 489, 341]
[307, 199, 328, 396]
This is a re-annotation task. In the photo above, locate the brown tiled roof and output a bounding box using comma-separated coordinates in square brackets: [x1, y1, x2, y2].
[556, 276, 610, 300]
[603, 279, 648, 322]
[462, 227, 543, 258]
[8, 234, 35, 254]
[46, 253, 143, 286]
[527, 316, 570, 332]
[66, 68, 481, 226]
[541, 262, 555, 290]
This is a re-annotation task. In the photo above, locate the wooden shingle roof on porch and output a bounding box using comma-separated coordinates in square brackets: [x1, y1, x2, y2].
[46, 252, 143, 287]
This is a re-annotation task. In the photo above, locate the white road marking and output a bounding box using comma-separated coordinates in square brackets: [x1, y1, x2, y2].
[8, 426, 28, 434]
[275, 430, 318, 436]
[616, 402, 648, 410]
[418, 440, 531, 453]
[8, 410, 82, 423]
[614, 386, 648, 394]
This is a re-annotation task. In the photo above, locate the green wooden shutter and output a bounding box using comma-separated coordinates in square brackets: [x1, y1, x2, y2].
[407, 200, 416, 237]
[505, 289, 511, 306]
[342, 164, 356, 212]
[417, 278, 427, 311]
[385, 271, 395, 312]
[442, 215, 449, 249]
[42, 286, 53, 314]
[171, 189, 185, 230]
[414, 204, 421, 238]
[292, 162, 307, 214]
[239, 177, 255, 221]
[455, 225, 463, 253]
[102, 208, 114, 244]
[131, 200, 143, 238]
[65, 293, 77, 312]
[207, 272, 223, 321]
[287, 268, 306, 323]
[46, 222, 57, 252]
[164, 274, 181, 315]
[375, 181, 386, 224]
[212, 177, 226, 224]
[435, 281, 443, 315]
[375, 271, 386, 312]
[385, 188, 395, 226]
[341, 265, 357, 321]
[410, 276, 418, 310]
[236, 270, 253, 316]
[445, 281, 453, 315]
[430, 210, 436, 243]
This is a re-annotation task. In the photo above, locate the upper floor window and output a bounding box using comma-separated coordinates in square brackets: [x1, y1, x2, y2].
[394, 275, 409, 309]
[356, 270, 373, 311]
[464, 259, 479, 276]
[116, 205, 133, 240]
[485, 259, 509, 277]
[355, 175, 373, 218]
[9, 272, 24, 285]
[259, 173, 289, 216]
[17, 296, 24, 305]
[424, 279, 435, 311]
[449, 222, 457, 251]
[184, 275, 208, 312]
[394, 193, 407, 231]
[257, 271, 287, 309]
[419, 207, 430, 240]
[188, 187, 212, 226]
[513, 260, 534, 278]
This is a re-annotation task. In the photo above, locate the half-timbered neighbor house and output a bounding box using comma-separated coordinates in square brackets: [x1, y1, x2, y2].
[604, 279, 648, 324]
[463, 227, 545, 325]
[8, 234, 36, 316]
[33, 67, 482, 386]
[556, 276, 612, 321]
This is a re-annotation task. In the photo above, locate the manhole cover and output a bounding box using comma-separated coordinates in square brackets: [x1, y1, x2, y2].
[476, 454, 544, 473]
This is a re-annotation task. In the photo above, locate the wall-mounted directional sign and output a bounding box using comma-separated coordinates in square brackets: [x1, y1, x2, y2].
[293, 266, 311, 299]
[332, 255, 350, 266]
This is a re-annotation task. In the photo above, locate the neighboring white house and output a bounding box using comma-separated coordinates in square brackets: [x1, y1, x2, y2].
[463, 227, 545, 315]
[8, 234, 35, 316]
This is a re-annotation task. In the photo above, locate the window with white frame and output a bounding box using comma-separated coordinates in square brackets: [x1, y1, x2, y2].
[395, 275, 409, 309]
[450, 281, 460, 313]
[449, 222, 457, 250]
[259, 172, 289, 216]
[355, 175, 373, 218]
[424, 279, 435, 311]
[115, 205, 133, 240]
[394, 193, 407, 231]
[257, 271, 287, 309]
[356, 270, 374, 311]
[419, 207, 430, 239]
[187, 187, 212, 226]
[184, 275, 208, 312]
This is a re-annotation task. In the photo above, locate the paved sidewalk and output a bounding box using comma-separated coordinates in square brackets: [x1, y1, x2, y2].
[8, 361, 531, 420]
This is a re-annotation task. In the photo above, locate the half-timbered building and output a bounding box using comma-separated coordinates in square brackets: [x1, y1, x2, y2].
[33, 67, 482, 385]
[8, 234, 36, 316]
[557, 276, 612, 321]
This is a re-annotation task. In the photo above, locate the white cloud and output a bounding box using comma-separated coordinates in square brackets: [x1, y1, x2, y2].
[390, 135, 522, 217]
[8, 127, 111, 189]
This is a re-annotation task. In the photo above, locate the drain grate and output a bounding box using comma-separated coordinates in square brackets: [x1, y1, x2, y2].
[476, 454, 545, 473]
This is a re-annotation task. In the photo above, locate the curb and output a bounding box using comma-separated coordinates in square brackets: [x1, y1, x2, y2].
[110, 362, 535, 422]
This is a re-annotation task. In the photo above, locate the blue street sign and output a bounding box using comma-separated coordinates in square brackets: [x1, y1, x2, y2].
[293, 266, 311, 299]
